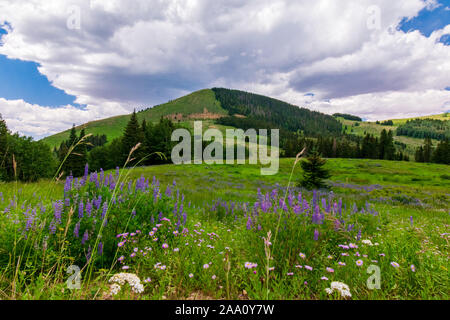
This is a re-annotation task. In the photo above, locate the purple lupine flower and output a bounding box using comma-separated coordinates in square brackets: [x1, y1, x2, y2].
[182, 211, 187, 225]
[246, 216, 252, 230]
[410, 216, 413, 227]
[74, 221, 80, 238]
[98, 242, 103, 255]
[85, 200, 92, 217]
[49, 221, 56, 234]
[81, 230, 89, 245]
[78, 200, 84, 218]
[64, 176, 72, 195]
[53, 200, 63, 224]
[101, 202, 108, 218]
[25, 208, 36, 232]
[357, 229, 361, 241]
[83, 163, 89, 182]
[314, 229, 319, 241]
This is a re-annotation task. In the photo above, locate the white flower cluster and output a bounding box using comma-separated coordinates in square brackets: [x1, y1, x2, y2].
[361, 239, 373, 246]
[325, 281, 352, 298]
[108, 273, 144, 296]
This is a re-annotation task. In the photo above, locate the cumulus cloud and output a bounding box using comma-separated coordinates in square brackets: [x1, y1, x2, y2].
[0, 0, 449, 138]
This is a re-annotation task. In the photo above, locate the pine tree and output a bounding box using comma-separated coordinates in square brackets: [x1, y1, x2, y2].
[297, 150, 331, 190]
[423, 137, 433, 163]
[415, 146, 425, 163]
[121, 110, 144, 165]
[0, 114, 9, 179]
[432, 139, 450, 164]
[384, 130, 395, 160]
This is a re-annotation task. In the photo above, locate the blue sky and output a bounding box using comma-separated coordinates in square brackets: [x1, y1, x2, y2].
[0, 0, 449, 138]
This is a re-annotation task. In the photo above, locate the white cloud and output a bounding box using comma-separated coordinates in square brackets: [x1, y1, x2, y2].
[0, 0, 449, 138]
[424, 0, 442, 11]
[0, 98, 128, 139]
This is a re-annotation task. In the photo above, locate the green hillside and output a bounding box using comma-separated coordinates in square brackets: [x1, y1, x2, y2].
[42, 89, 227, 148]
[41, 88, 342, 148]
[337, 113, 449, 158]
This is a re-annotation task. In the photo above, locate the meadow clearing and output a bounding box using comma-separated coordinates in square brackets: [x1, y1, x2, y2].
[0, 158, 448, 300]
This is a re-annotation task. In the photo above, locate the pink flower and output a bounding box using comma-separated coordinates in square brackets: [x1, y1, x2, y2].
[326, 267, 334, 273]
[356, 260, 363, 267]
[162, 243, 169, 249]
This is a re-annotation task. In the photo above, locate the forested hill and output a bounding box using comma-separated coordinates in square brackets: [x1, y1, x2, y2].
[213, 88, 342, 136]
[41, 88, 342, 148]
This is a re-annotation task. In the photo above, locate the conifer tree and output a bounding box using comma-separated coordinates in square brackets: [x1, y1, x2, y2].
[423, 137, 433, 163]
[0, 114, 9, 179]
[121, 110, 144, 165]
[297, 150, 331, 190]
[432, 139, 450, 164]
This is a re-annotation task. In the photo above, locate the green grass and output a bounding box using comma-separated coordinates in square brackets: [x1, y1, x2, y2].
[0, 158, 448, 300]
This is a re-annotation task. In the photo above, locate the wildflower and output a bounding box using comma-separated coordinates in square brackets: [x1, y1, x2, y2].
[327, 255, 333, 260]
[130, 253, 136, 258]
[118, 256, 125, 262]
[144, 278, 151, 283]
[122, 266, 129, 270]
[108, 273, 144, 295]
[326, 267, 334, 273]
[321, 276, 329, 281]
[299, 253, 306, 259]
[174, 248, 179, 252]
[361, 239, 373, 246]
[410, 265, 416, 272]
[118, 241, 126, 247]
[338, 262, 346, 266]
[81, 231, 89, 245]
[349, 243, 358, 249]
[356, 260, 363, 267]
[304, 265, 313, 271]
[162, 243, 169, 249]
[287, 272, 294, 276]
[325, 281, 351, 298]
[295, 265, 303, 269]
[244, 262, 258, 269]
[390, 262, 400, 268]
[189, 273, 194, 278]
[203, 263, 210, 269]
[212, 275, 217, 280]
[314, 229, 319, 241]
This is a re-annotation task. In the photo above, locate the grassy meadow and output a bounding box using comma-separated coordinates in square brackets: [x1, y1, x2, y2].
[0, 158, 448, 300]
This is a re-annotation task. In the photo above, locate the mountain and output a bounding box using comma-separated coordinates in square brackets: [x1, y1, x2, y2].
[41, 88, 342, 148]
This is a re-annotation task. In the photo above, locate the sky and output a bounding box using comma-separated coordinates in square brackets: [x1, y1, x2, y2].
[0, 0, 449, 139]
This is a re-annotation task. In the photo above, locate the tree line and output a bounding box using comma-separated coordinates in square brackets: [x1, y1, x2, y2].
[0, 114, 56, 182]
[283, 129, 409, 161]
[396, 119, 450, 141]
[212, 88, 343, 137]
[415, 138, 450, 164]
